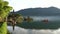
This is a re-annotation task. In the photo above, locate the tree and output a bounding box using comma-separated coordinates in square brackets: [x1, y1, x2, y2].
[0, 0, 12, 34]
[8, 11, 24, 31]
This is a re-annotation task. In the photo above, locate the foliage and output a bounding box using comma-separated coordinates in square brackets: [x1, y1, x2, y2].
[0, 22, 7, 34]
[8, 13, 24, 23]
[0, 0, 12, 34]
[8, 13, 24, 31]
[16, 14, 24, 23]
[7, 30, 11, 34]
[0, 0, 12, 19]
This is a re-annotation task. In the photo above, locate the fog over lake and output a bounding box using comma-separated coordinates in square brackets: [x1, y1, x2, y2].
[29, 16, 60, 21]
[7, 26, 60, 34]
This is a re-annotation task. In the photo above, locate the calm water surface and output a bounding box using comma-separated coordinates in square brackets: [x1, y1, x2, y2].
[8, 16, 60, 34]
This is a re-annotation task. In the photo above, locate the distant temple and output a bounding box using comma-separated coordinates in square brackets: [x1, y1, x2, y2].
[24, 16, 33, 22]
[8, 9, 16, 31]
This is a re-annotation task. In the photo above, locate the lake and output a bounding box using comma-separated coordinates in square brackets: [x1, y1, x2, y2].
[8, 16, 60, 34]
[17, 16, 60, 29]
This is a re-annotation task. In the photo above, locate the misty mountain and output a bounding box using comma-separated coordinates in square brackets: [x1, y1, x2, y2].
[15, 7, 60, 16]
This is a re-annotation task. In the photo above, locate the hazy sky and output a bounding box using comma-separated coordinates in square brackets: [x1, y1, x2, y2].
[5, 0, 60, 11]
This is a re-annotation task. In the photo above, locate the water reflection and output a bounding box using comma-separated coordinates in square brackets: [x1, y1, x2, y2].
[8, 16, 60, 34]
[27, 29, 33, 34]
[8, 26, 60, 34]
